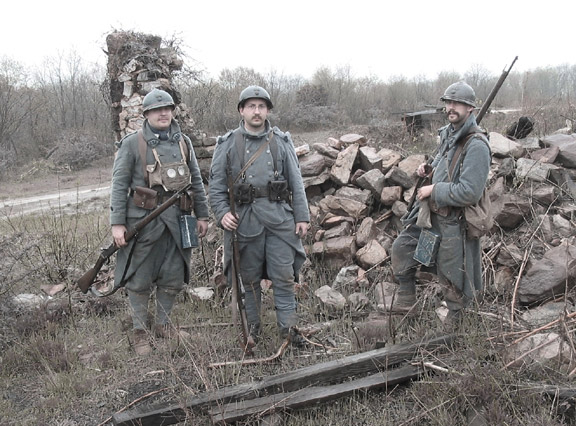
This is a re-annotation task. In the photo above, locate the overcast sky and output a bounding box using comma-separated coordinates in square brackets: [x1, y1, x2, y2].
[2, 1, 573, 81]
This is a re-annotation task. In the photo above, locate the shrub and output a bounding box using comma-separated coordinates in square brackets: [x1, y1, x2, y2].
[51, 129, 114, 171]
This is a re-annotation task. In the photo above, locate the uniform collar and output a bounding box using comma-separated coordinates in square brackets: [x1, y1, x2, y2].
[239, 119, 271, 139]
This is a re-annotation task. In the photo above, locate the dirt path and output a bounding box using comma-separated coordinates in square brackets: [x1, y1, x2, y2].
[0, 183, 111, 216]
[0, 158, 113, 217]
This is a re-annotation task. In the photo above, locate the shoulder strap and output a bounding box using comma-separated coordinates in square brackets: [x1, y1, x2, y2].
[269, 134, 279, 178]
[180, 136, 190, 162]
[448, 132, 482, 181]
[137, 130, 148, 184]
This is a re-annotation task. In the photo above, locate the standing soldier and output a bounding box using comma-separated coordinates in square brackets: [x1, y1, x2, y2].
[110, 89, 209, 355]
[209, 85, 310, 345]
[390, 82, 491, 327]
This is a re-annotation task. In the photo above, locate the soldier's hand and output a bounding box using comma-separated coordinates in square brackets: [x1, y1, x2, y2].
[417, 184, 434, 200]
[295, 222, 309, 238]
[417, 163, 433, 178]
[112, 224, 128, 247]
[221, 212, 239, 231]
[197, 220, 209, 238]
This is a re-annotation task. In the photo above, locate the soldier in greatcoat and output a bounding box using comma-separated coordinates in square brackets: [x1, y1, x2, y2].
[110, 89, 209, 355]
[390, 82, 491, 327]
[209, 86, 310, 345]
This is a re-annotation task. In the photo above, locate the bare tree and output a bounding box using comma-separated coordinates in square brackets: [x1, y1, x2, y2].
[0, 57, 34, 156]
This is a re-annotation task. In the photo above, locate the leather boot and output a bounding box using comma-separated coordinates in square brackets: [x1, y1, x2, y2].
[389, 279, 417, 312]
[279, 326, 305, 347]
[153, 324, 190, 340]
[390, 293, 417, 312]
[133, 329, 152, 356]
[248, 323, 261, 344]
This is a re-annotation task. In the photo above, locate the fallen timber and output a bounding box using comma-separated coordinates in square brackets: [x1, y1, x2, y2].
[112, 334, 454, 425]
[209, 364, 424, 424]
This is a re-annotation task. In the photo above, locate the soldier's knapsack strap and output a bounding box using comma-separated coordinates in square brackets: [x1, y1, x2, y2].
[138, 130, 190, 186]
[448, 132, 486, 181]
[137, 130, 148, 184]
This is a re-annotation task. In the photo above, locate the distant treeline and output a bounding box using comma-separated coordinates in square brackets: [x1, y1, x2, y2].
[1, 53, 575, 174]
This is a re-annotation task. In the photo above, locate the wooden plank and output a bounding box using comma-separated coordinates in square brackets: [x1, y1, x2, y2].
[112, 334, 453, 426]
[209, 364, 423, 424]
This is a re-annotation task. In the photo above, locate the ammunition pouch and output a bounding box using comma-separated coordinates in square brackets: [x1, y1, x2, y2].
[136, 186, 194, 212]
[268, 180, 290, 203]
[132, 186, 158, 210]
[233, 181, 291, 205]
[179, 190, 194, 213]
[234, 183, 254, 204]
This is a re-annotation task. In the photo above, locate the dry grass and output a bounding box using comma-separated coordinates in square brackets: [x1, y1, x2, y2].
[2, 117, 576, 425]
[1, 204, 574, 426]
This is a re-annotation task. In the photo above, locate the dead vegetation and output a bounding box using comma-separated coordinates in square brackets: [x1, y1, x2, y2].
[2, 119, 576, 425]
[2, 29, 576, 426]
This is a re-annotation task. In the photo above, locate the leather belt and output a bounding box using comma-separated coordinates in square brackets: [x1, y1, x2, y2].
[251, 186, 269, 198]
[160, 191, 176, 203]
[128, 188, 176, 204]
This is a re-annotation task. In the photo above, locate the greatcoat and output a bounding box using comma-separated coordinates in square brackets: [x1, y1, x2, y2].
[208, 120, 309, 327]
[392, 113, 491, 309]
[110, 119, 209, 290]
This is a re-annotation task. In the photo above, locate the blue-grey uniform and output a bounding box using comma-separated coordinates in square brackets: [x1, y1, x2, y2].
[391, 113, 491, 311]
[110, 119, 209, 328]
[209, 120, 310, 337]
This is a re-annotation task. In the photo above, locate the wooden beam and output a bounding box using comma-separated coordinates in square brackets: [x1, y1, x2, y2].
[210, 364, 423, 424]
[112, 334, 454, 426]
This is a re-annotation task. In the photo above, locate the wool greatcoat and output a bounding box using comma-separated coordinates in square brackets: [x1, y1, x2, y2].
[209, 120, 309, 330]
[110, 119, 209, 292]
[391, 113, 491, 310]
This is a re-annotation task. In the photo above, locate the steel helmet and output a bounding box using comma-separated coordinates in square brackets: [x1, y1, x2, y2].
[440, 82, 476, 108]
[237, 85, 273, 111]
[142, 89, 175, 113]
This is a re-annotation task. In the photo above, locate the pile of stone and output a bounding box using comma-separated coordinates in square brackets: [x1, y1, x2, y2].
[298, 128, 576, 318]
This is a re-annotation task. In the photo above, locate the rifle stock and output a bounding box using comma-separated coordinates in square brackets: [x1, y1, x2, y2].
[77, 183, 192, 295]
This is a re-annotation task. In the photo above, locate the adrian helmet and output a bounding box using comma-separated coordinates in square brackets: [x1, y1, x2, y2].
[440, 82, 476, 108]
[142, 89, 175, 113]
[237, 85, 273, 111]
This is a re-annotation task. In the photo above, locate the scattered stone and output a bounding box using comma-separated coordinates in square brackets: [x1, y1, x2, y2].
[314, 285, 347, 311]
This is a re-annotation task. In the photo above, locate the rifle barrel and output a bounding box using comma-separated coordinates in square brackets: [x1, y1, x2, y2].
[476, 56, 518, 124]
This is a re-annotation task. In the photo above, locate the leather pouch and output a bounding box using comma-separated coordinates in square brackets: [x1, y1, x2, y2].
[268, 180, 289, 202]
[179, 190, 194, 213]
[233, 183, 254, 204]
[133, 186, 158, 210]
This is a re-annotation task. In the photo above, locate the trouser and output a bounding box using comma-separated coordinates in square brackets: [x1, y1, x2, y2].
[237, 228, 298, 332]
[391, 215, 468, 311]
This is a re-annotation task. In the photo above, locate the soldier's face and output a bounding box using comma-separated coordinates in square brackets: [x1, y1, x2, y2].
[444, 101, 474, 127]
[145, 107, 173, 130]
[240, 98, 268, 132]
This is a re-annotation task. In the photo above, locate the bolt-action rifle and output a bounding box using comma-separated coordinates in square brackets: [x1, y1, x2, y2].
[77, 183, 192, 297]
[406, 56, 518, 212]
[226, 153, 256, 355]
